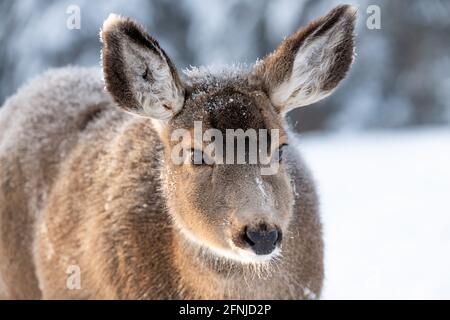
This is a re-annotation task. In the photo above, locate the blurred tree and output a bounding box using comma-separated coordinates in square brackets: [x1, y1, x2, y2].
[0, 0, 449, 132]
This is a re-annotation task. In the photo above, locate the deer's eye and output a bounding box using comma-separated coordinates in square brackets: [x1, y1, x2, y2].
[276, 144, 288, 163]
[189, 149, 213, 166]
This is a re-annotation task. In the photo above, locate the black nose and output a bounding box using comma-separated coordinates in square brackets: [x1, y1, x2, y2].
[243, 224, 280, 255]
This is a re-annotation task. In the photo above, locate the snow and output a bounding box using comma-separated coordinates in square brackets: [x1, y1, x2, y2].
[297, 128, 450, 299]
[255, 177, 269, 202]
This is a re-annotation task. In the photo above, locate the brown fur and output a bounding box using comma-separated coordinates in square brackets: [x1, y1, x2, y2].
[0, 5, 356, 299]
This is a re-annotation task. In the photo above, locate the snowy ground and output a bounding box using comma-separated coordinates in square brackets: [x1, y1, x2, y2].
[298, 128, 450, 299]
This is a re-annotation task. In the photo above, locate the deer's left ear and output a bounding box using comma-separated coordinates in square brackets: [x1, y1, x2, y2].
[252, 5, 356, 115]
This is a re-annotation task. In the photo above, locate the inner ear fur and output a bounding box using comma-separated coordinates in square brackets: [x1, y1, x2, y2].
[252, 4, 357, 114]
[101, 14, 185, 120]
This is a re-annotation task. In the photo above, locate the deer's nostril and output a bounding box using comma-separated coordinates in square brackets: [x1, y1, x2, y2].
[243, 224, 280, 255]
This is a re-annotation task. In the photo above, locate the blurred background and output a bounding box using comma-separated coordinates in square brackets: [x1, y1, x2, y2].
[1, 0, 450, 132]
[0, 0, 449, 299]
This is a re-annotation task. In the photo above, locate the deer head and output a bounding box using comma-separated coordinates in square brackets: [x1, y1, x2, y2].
[101, 5, 356, 263]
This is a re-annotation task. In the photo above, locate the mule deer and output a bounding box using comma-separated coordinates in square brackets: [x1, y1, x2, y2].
[0, 5, 356, 299]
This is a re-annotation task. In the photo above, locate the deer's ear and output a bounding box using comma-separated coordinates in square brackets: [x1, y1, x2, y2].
[252, 5, 356, 115]
[101, 14, 185, 120]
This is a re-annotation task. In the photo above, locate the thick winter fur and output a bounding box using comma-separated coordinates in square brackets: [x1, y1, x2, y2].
[0, 5, 356, 299]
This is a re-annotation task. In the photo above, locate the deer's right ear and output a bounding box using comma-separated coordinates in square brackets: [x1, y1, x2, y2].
[101, 14, 185, 120]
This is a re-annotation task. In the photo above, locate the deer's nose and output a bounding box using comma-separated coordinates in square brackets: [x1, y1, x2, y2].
[243, 224, 281, 255]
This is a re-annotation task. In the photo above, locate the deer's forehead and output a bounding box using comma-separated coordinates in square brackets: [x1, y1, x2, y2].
[207, 90, 266, 131]
[172, 84, 280, 132]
